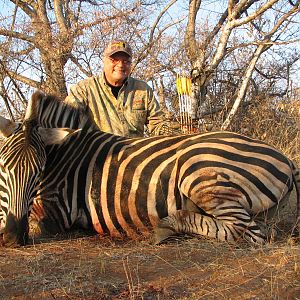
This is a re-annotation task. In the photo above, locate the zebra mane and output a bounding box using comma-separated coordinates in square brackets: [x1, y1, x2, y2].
[22, 119, 38, 147]
[24, 90, 94, 130]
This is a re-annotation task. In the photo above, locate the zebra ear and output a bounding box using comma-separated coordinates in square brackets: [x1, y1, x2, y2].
[38, 128, 81, 145]
[0, 116, 18, 138]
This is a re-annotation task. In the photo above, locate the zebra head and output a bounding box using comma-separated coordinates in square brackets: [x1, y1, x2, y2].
[0, 115, 76, 247]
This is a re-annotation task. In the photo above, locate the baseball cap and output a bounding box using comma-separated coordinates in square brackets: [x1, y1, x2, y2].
[103, 40, 132, 57]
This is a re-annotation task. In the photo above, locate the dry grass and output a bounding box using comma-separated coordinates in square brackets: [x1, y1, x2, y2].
[1, 233, 299, 299]
[238, 97, 300, 165]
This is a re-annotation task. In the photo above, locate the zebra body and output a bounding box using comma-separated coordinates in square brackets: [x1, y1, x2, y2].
[0, 92, 299, 246]
[31, 129, 300, 244]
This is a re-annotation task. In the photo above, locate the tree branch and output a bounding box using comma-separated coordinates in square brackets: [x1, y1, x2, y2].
[233, 0, 278, 27]
[221, 43, 265, 130]
[6, 70, 41, 88]
[0, 28, 34, 44]
[10, 0, 35, 17]
[69, 54, 93, 77]
[149, 0, 177, 44]
[53, 0, 69, 33]
[184, 0, 202, 61]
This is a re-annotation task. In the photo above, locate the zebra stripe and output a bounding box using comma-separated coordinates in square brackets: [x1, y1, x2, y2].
[28, 91, 94, 130]
[0, 93, 299, 246]
[0, 121, 48, 245]
[30, 128, 299, 244]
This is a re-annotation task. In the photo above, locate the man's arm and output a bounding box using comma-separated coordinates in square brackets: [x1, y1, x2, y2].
[65, 81, 88, 110]
[64, 81, 100, 130]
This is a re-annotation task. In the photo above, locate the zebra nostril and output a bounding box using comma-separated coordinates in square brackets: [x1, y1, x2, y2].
[0, 213, 29, 247]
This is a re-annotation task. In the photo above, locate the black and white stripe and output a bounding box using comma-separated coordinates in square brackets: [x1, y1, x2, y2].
[0, 121, 47, 245]
[0, 93, 299, 246]
[34, 128, 300, 244]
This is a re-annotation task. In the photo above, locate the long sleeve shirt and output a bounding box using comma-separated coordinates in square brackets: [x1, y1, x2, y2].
[65, 73, 170, 137]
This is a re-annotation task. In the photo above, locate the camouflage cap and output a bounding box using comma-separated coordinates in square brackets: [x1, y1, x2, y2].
[103, 40, 132, 57]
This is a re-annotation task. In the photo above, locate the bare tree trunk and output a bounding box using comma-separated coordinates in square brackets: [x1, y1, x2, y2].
[221, 43, 265, 130]
[184, 0, 202, 63]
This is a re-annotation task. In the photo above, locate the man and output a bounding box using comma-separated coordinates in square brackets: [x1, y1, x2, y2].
[65, 40, 179, 137]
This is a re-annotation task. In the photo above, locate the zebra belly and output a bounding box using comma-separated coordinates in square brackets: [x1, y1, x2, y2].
[89, 156, 180, 238]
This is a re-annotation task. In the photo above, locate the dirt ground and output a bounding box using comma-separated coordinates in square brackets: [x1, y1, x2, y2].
[1, 193, 300, 300]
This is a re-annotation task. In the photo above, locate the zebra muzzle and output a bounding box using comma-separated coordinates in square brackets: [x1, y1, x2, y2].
[0, 213, 29, 247]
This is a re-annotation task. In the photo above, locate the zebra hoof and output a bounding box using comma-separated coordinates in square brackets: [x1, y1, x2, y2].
[153, 225, 177, 245]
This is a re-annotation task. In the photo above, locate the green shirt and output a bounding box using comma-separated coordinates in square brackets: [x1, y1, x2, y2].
[65, 73, 169, 137]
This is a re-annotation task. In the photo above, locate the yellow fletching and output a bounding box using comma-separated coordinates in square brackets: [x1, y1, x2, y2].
[176, 76, 182, 95]
[176, 74, 192, 96]
[177, 76, 191, 95]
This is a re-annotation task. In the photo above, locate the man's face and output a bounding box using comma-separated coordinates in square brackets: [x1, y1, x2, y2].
[103, 52, 132, 87]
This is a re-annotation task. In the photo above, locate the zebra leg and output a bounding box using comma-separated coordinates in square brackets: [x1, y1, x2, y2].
[154, 208, 266, 244]
[29, 198, 93, 238]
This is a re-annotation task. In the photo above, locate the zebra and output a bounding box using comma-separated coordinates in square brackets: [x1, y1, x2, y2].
[0, 93, 299, 246]
[0, 91, 87, 246]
